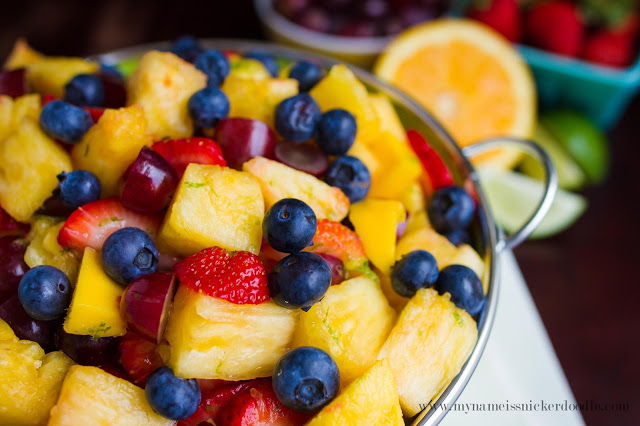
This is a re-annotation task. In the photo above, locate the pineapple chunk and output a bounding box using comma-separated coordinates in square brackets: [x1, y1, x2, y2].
[369, 93, 407, 144]
[396, 227, 458, 268]
[346, 137, 381, 178]
[63, 248, 126, 338]
[0, 319, 74, 426]
[307, 359, 403, 426]
[24, 217, 81, 282]
[127, 50, 207, 139]
[243, 156, 349, 221]
[0, 94, 41, 142]
[405, 210, 430, 235]
[222, 75, 298, 129]
[378, 288, 478, 416]
[166, 286, 297, 380]
[0, 117, 72, 221]
[349, 199, 406, 275]
[292, 276, 396, 385]
[402, 181, 427, 214]
[158, 164, 264, 256]
[228, 57, 271, 80]
[310, 64, 379, 141]
[48, 365, 173, 426]
[4, 38, 45, 69]
[27, 59, 99, 98]
[71, 105, 152, 196]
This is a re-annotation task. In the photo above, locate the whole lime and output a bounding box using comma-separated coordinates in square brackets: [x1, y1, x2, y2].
[541, 110, 609, 184]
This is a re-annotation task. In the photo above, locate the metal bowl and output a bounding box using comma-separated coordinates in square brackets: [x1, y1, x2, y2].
[95, 40, 557, 425]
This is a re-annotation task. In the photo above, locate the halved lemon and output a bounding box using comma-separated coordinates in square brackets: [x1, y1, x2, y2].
[374, 19, 536, 169]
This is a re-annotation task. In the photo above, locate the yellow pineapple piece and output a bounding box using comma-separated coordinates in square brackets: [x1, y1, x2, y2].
[222, 75, 298, 129]
[346, 137, 381, 178]
[369, 93, 407, 143]
[228, 57, 271, 80]
[0, 319, 74, 426]
[349, 199, 406, 275]
[27, 58, 99, 98]
[396, 226, 458, 268]
[166, 286, 297, 380]
[71, 105, 152, 196]
[292, 276, 396, 385]
[310, 64, 379, 141]
[378, 288, 478, 416]
[0, 117, 72, 221]
[63, 248, 126, 338]
[402, 181, 426, 214]
[405, 210, 430, 235]
[158, 164, 264, 256]
[48, 365, 173, 426]
[4, 38, 45, 69]
[0, 94, 41, 142]
[448, 244, 487, 293]
[243, 156, 349, 221]
[307, 359, 403, 426]
[127, 50, 207, 139]
[375, 267, 409, 313]
[24, 217, 81, 282]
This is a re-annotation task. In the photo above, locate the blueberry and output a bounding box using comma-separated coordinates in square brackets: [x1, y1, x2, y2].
[324, 156, 371, 203]
[268, 252, 331, 310]
[445, 228, 471, 247]
[272, 347, 340, 413]
[101, 227, 158, 285]
[64, 74, 105, 107]
[145, 366, 200, 420]
[194, 50, 230, 87]
[18, 265, 72, 321]
[187, 87, 230, 128]
[435, 264, 485, 316]
[55, 170, 101, 209]
[427, 186, 475, 234]
[315, 109, 357, 156]
[170, 35, 204, 63]
[263, 198, 317, 253]
[275, 93, 321, 142]
[244, 50, 279, 77]
[39, 100, 93, 144]
[391, 250, 439, 298]
[289, 60, 323, 92]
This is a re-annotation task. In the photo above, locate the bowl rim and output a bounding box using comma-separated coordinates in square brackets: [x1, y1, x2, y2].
[93, 39, 501, 426]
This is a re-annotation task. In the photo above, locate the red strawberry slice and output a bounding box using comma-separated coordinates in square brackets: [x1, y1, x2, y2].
[218, 378, 312, 426]
[151, 137, 227, 177]
[119, 331, 164, 387]
[57, 198, 161, 251]
[174, 247, 269, 305]
[0, 207, 29, 237]
[407, 129, 454, 195]
[178, 380, 252, 426]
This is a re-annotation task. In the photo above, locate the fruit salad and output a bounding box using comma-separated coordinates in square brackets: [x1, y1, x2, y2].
[0, 37, 488, 425]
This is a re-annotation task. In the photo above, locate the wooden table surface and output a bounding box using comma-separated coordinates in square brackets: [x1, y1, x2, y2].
[1, 1, 637, 424]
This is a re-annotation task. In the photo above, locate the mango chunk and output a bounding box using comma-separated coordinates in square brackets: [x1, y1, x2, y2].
[127, 50, 207, 139]
[48, 365, 173, 426]
[63, 248, 126, 338]
[159, 164, 264, 256]
[369, 93, 407, 143]
[71, 105, 152, 196]
[4, 39, 45, 70]
[349, 199, 406, 275]
[0, 117, 72, 221]
[27, 59, 99, 98]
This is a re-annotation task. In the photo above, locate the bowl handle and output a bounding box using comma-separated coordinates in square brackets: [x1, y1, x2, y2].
[462, 137, 559, 251]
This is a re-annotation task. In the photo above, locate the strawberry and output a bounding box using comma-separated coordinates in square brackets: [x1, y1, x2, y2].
[407, 130, 454, 195]
[583, 30, 633, 67]
[151, 137, 227, 177]
[0, 207, 29, 237]
[217, 378, 312, 426]
[57, 198, 161, 251]
[525, 1, 585, 57]
[302, 219, 367, 274]
[173, 247, 269, 304]
[119, 331, 164, 387]
[469, 0, 522, 42]
[178, 380, 252, 426]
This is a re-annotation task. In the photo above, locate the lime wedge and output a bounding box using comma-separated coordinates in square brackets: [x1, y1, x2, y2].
[520, 122, 586, 190]
[478, 167, 587, 239]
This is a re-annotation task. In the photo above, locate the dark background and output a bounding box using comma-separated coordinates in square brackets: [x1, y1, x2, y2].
[1, 1, 638, 424]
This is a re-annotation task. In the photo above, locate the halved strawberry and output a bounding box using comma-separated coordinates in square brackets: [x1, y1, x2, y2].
[57, 198, 161, 251]
[407, 129, 454, 195]
[173, 246, 269, 305]
[119, 331, 164, 387]
[303, 219, 368, 277]
[178, 380, 251, 426]
[218, 378, 312, 426]
[151, 137, 227, 177]
[0, 207, 29, 237]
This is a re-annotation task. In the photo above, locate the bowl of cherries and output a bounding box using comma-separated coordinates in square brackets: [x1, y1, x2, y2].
[254, 0, 451, 66]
